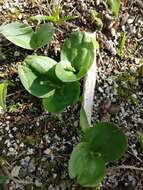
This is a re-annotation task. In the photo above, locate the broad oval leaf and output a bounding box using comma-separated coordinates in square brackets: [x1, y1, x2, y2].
[42, 82, 80, 113]
[24, 55, 57, 75]
[30, 23, 55, 49]
[69, 142, 106, 187]
[18, 65, 55, 98]
[24, 55, 62, 85]
[107, 0, 120, 17]
[0, 22, 33, 50]
[84, 122, 128, 162]
[56, 32, 95, 82]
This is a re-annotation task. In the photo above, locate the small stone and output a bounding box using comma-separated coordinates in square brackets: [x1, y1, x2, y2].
[27, 148, 34, 155]
[109, 104, 120, 114]
[9, 7, 16, 13]
[28, 159, 35, 173]
[131, 94, 137, 99]
[19, 142, 24, 148]
[9, 134, 13, 138]
[127, 18, 134, 24]
[43, 148, 51, 155]
[98, 87, 104, 93]
[5, 126, 9, 131]
[35, 180, 42, 187]
[73, 120, 78, 127]
[11, 166, 21, 177]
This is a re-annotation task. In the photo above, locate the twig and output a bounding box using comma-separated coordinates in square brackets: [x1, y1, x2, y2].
[114, 165, 143, 172]
[6, 89, 25, 97]
[128, 148, 143, 164]
[9, 177, 33, 185]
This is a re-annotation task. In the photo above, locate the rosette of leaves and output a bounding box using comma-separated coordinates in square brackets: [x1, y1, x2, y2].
[55, 32, 97, 82]
[69, 110, 128, 187]
[0, 22, 55, 50]
[18, 55, 80, 113]
[18, 32, 97, 113]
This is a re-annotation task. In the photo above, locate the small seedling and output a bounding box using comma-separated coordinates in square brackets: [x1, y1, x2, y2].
[31, 1, 77, 25]
[90, 9, 103, 28]
[18, 32, 97, 112]
[69, 109, 128, 187]
[0, 22, 55, 50]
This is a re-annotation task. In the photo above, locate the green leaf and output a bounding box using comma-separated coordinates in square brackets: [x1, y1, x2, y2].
[31, 14, 78, 24]
[18, 64, 55, 98]
[69, 142, 106, 187]
[0, 81, 8, 112]
[80, 106, 91, 131]
[18, 55, 80, 112]
[91, 10, 103, 28]
[30, 23, 55, 49]
[56, 32, 95, 82]
[0, 22, 33, 50]
[31, 15, 50, 21]
[42, 81, 80, 113]
[24, 55, 57, 75]
[0, 176, 8, 184]
[107, 0, 121, 17]
[56, 60, 78, 82]
[0, 22, 55, 50]
[24, 55, 62, 85]
[56, 15, 78, 24]
[84, 122, 128, 162]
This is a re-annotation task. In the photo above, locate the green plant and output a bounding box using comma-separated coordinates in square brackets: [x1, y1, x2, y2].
[31, 1, 77, 25]
[90, 9, 103, 29]
[17, 31, 96, 112]
[1, 21, 128, 188]
[69, 109, 128, 187]
[0, 24, 97, 112]
[0, 81, 9, 113]
[31, 14, 77, 25]
[107, 0, 121, 17]
[0, 22, 55, 50]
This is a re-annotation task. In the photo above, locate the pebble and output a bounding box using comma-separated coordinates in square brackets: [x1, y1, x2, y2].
[43, 148, 51, 155]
